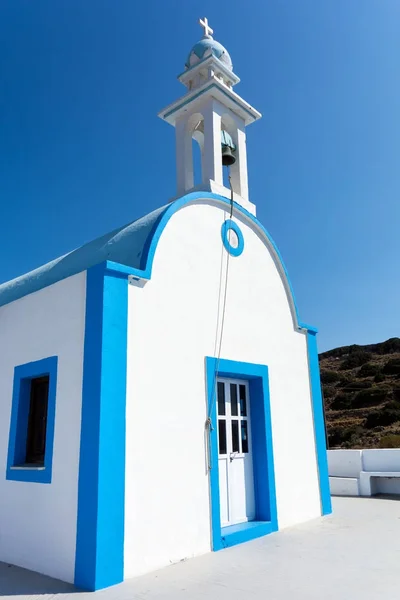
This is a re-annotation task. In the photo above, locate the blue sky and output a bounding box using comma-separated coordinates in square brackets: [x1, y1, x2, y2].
[1, 0, 399, 352]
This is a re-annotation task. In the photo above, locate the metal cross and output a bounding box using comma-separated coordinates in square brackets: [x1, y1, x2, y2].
[199, 17, 213, 37]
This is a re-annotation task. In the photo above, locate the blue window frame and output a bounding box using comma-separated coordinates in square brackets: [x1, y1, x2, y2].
[205, 357, 278, 550]
[6, 356, 58, 484]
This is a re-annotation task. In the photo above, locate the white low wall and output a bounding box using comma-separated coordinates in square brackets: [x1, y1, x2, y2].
[362, 449, 400, 472]
[328, 449, 400, 496]
[329, 476, 359, 496]
[328, 450, 362, 478]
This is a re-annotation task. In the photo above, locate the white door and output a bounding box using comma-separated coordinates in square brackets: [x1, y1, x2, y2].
[217, 378, 255, 527]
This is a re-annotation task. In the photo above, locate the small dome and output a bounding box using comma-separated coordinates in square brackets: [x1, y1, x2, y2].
[185, 36, 233, 71]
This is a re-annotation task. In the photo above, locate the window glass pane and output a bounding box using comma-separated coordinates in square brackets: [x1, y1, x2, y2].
[217, 382, 225, 416]
[26, 376, 49, 465]
[218, 420, 227, 455]
[231, 420, 240, 453]
[241, 420, 249, 453]
[230, 384, 238, 416]
[239, 384, 247, 416]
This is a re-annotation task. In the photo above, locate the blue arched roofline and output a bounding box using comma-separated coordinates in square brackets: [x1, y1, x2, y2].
[0, 189, 316, 334]
[106, 191, 316, 334]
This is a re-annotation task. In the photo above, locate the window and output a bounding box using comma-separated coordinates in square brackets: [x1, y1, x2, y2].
[6, 356, 58, 484]
[26, 376, 49, 465]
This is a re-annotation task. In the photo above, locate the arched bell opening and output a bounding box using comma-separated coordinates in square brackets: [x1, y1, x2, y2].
[191, 138, 203, 186]
[192, 119, 205, 187]
[188, 113, 205, 188]
[221, 114, 240, 194]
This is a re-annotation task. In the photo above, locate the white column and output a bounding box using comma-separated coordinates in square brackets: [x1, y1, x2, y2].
[202, 102, 223, 187]
[230, 120, 248, 201]
[175, 116, 193, 196]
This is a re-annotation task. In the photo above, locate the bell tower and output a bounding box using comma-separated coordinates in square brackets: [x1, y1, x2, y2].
[158, 18, 261, 215]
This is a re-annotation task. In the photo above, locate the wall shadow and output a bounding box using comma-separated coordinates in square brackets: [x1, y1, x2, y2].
[0, 562, 80, 596]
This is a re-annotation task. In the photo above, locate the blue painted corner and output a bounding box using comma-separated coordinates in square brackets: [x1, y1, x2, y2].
[306, 331, 332, 516]
[205, 357, 278, 551]
[298, 321, 319, 335]
[6, 356, 58, 484]
[74, 263, 128, 591]
[221, 219, 244, 257]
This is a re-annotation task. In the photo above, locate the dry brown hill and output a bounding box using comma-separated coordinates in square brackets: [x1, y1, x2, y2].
[319, 338, 400, 448]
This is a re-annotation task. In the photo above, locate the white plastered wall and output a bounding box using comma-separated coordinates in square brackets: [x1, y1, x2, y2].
[125, 200, 321, 579]
[0, 273, 86, 583]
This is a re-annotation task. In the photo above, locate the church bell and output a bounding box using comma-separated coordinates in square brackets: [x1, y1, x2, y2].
[221, 145, 236, 166]
[221, 130, 236, 166]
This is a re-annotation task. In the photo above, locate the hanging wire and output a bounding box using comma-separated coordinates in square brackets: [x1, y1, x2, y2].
[206, 171, 234, 470]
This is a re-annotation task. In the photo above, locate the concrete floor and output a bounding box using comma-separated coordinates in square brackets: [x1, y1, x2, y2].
[1, 496, 400, 600]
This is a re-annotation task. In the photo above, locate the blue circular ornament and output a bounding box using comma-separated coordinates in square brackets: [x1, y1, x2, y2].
[221, 219, 244, 257]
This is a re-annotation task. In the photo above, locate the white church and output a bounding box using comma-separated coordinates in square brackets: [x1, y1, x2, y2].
[0, 19, 331, 592]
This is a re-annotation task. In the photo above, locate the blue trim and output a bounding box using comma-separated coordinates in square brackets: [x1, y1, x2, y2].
[221, 219, 244, 257]
[205, 357, 278, 551]
[162, 84, 257, 121]
[74, 263, 128, 591]
[306, 330, 332, 516]
[299, 321, 319, 334]
[106, 192, 304, 333]
[6, 356, 58, 484]
[142, 193, 302, 329]
[221, 521, 275, 547]
[0, 192, 306, 335]
[105, 260, 144, 279]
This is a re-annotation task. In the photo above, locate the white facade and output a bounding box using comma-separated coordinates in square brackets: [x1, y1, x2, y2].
[0, 196, 328, 589]
[0, 18, 330, 592]
[0, 273, 86, 582]
[124, 200, 321, 578]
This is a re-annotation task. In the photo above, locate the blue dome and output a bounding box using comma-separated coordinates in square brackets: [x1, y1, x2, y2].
[185, 36, 233, 71]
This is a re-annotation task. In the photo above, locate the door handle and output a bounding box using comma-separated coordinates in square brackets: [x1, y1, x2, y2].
[229, 452, 238, 462]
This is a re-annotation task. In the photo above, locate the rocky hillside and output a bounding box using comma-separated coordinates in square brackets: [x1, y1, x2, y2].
[319, 338, 400, 449]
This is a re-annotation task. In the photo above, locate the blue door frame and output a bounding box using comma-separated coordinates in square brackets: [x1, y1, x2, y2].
[205, 357, 278, 550]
